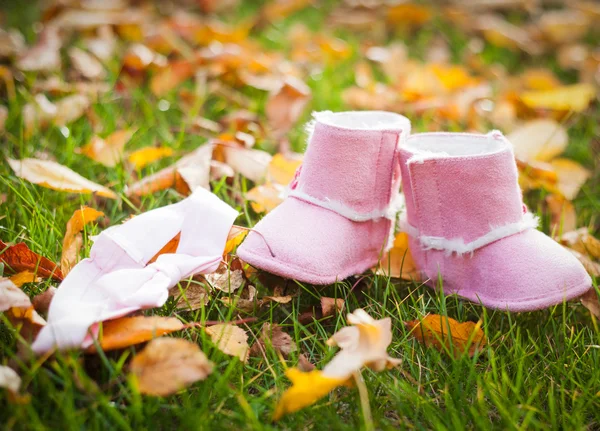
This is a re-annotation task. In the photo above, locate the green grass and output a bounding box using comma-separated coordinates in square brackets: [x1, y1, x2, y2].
[1, 1, 600, 430]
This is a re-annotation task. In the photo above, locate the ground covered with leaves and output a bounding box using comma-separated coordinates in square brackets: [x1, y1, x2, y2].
[1, 0, 600, 429]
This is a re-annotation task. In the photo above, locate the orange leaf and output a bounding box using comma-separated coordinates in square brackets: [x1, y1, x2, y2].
[266, 77, 311, 138]
[128, 146, 174, 169]
[89, 316, 186, 352]
[148, 233, 181, 264]
[246, 183, 285, 213]
[150, 59, 196, 97]
[267, 153, 302, 186]
[130, 337, 213, 396]
[60, 207, 105, 275]
[377, 232, 420, 280]
[224, 226, 248, 255]
[406, 315, 486, 358]
[9, 271, 40, 287]
[0, 240, 62, 281]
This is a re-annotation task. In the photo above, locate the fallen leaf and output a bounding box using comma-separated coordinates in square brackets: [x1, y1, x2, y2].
[205, 323, 249, 362]
[7, 158, 117, 199]
[564, 248, 600, 277]
[546, 194, 577, 235]
[85, 25, 116, 62]
[126, 143, 213, 197]
[0, 239, 63, 281]
[267, 153, 303, 185]
[79, 130, 134, 167]
[520, 83, 596, 112]
[507, 119, 568, 163]
[274, 309, 400, 420]
[0, 278, 46, 340]
[320, 297, 345, 318]
[60, 207, 105, 275]
[224, 226, 248, 255]
[130, 337, 213, 396]
[537, 10, 590, 44]
[169, 281, 209, 311]
[0, 28, 25, 59]
[205, 269, 244, 293]
[580, 289, 599, 319]
[9, 271, 40, 287]
[475, 14, 541, 55]
[386, 3, 433, 27]
[89, 316, 186, 352]
[273, 369, 347, 420]
[377, 232, 420, 280]
[250, 322, 297, 358]
[246, 183, 286, 213]
[223, 146, 272, 184]
[32, 286, 57, 316]
[54, 94, 91, 126]
[560, 228, 600, 259]
[405, 315, 486, 358]
[266, 77, 311, 138]
[550, 158, 591, 201]
[297, 353, 315, 372]
[16, 26, 61, 72]
[150, 59, 196, 96]
[261, 0, 312, 21]
[0, 277, 33, 311]
[128, 146, 174, 169]
[69, 47, 106, 80]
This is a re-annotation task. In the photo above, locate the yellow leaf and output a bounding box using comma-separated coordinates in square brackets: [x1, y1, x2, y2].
[550, 158, 591, 201]
[267, 153, 302, 186]
[7, 158, 117, 199]
[406, 315, 486, 358]
[521, 69, 560, 91]
[560, 228, 600, 260]
[128, 146, 174, 169]
[376, 232, 420, 281]
[430, 64, 477, 91]
[130, 337, 213, 397]
[89, 316, 186, 352]
[386, 4, 432, 27]
[61, 207, 105, 275]
[9, 271, 40, 287]
[546, 194, 577, 236]
[521, 83, 596, 112]
[79, 130, 134, 167]
[224, 226, 248, 255]
[273, 368, 347, 420]
[205, 323, 249, 362]
[246, 183, 285, 213]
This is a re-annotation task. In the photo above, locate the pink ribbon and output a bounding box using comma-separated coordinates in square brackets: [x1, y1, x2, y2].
[32, 188, 238, 353]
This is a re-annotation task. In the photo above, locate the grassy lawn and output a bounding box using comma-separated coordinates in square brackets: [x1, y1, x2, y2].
[1, 1, 599, 430]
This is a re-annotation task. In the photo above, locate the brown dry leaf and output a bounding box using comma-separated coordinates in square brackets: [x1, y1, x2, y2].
[61, 207, 105, 275]
[267, 153, 302, 185]
[250, 323, 297, 358]
[205, 269, 244, 293]
[566, 248, 600, 277]
[377, 232, 420, 280]
[520, 83, 596, 112]
[205, 324, 249, 362]
[169, 282, 209, 311]
[246, 183, 286, 213]
[264, 295, 293, 304]
[320, 297, 345, 318]
[32, 286, 57, 316]
[150, 59, 196, 96]
[406, 315, 486, 358]
[266, 77, 311, 137]
[128, 146, 174, 169]
[475, 14, 541, 55]
[7, 158, 117, 199]
[16, 26, 61, 72]
[506, 119, 568, 163]
[89, 316, 186, 352]
[0, 239, 63, 281]
[69, 47, 106, 80]
[9, 271, 40, 287]
[550, 158, 591, 201]
[127, 143, 213, 197]
[297, 353, 315, 372]
[130, 337, 213, 397]
[386, 3, 433, 28]
[560, 228, 600, 259]
[546, 194, 577, 235]
[224, 226, 248, 255]
[79, 130, 134, 167]
[580, 289, 600, 319]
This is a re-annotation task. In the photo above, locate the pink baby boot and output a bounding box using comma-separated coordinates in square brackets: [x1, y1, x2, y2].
[238, 111, 411, 284]
[399, 131, 592, 311]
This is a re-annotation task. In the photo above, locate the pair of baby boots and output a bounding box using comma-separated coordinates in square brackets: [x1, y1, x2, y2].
[238, 111, 592, 311]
